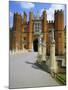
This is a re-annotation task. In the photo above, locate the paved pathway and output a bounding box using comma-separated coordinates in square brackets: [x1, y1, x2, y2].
[9, 52, 59, 89]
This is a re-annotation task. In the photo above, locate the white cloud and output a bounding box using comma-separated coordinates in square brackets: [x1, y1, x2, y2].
[10, 12, 13, 17]
[9, 12, 13, 28]
[40, 8, 45, 16]
[47, 4, 65, 21]
[40, 4, 65, 21]
[19, 2, 35, 9]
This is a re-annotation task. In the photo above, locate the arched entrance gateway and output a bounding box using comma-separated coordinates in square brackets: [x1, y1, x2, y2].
[33, 38, 38, 52]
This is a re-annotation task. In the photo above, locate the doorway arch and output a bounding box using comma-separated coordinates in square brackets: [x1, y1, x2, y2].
[33, 39, 38, 52]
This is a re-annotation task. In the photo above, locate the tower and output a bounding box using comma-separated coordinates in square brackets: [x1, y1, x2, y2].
[10, 28, 13, 50]
[20, 23, 24, 50]
[54, 10, 65, 55]
[28, 11, 33, 51]
[23, 12, 27, 24]
[23, 12, 28, 49]
[42, 10, 47, 61]
[50, 29, 58, 76]
[12, 13, 22, 50]
[42, 10, 47, 42]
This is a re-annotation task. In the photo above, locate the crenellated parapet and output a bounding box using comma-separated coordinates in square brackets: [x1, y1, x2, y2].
[55, 9, 63, 15]
[48, 20, 54, 30]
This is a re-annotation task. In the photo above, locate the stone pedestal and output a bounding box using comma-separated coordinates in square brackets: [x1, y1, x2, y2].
[49, 29, 58, 77]
[50, 40, 58, 77]
[37, 45, 42, 63]
[42, 42, 46, 62]
[38, 44, 42, 55]
[37, 33, 47, 63]
[36, 35, 42, 63]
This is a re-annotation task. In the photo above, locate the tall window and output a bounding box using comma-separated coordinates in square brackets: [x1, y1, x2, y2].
[34, 21, 41, 33]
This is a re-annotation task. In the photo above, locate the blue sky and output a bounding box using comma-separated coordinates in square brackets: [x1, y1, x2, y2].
[9, 1, 66, 28]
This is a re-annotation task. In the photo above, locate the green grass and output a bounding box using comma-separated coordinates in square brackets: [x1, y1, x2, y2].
[35, 61, 66, 85]
[58, 73, 66, 80]
[56, 73, 66, 85]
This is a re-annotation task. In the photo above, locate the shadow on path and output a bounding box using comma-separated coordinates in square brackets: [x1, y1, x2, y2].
[25, 61, 34, 65]
[25, 61, 50, 73]
[25, 61, 41, 70]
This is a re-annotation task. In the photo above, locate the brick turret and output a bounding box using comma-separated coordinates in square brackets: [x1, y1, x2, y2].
[23, 12, 27, 24]
[42, 10, 48, 55]
[20, 23, 24, 49]
[28, 11, 33, 51]
[42, 10, 47, 42]
[54, 10, 65, 55]
[13, 13, 22, 50]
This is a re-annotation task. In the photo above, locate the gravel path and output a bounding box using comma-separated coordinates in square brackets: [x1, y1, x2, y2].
[9, 52, 59, 89]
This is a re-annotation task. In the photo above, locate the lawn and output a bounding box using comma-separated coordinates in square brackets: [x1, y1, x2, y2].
[56, 73, 66, 85]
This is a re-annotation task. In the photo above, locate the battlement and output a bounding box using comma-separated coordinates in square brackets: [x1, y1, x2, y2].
[14, 12, 22, 21]
[47, 20, 54, 29]
[55, 9, 64, 14]
[48, 20, 54, 24]
[14, 12, 21, 16]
